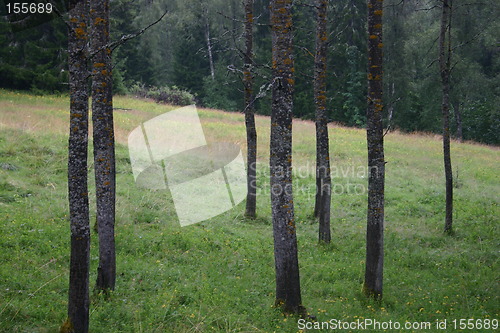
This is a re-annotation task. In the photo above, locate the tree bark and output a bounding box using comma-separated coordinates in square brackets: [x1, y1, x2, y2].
[90, 0, 116, 291]
[65, 0, 90, 331]
[270, 0, 303, 315]
[313, 174, 321, 218]
[314, 0, 331, 243]
[363, 0, 385, 299]
[204, 6, 215, 80]
[244, 0, 257, 219]
[439, 0, 453, 234]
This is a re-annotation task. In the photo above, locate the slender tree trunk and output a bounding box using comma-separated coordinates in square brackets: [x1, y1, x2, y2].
[230, 0, 239, 66]
[204, 6, 215, 80]
[270, 0, 303, 315]
[363, 0, 385, 299]
[90, 0, 116, 291]
[314, 0, 331, 243]
[313, 173, 321, 218]
[453, 100, 463, 142]
[439, 0, 453, 234]
[244, 0, 257, 218]
[65, 0, 90, 331]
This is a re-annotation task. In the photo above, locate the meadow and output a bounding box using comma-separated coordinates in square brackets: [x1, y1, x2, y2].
[0, 89, 498, 332]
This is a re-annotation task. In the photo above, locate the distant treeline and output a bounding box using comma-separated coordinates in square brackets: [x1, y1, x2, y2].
[0, 0, 498, 144]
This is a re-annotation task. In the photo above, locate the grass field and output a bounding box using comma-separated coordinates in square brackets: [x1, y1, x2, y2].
[0, 89, 499, 332]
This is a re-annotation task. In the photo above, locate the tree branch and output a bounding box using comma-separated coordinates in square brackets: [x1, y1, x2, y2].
[89, 9, 168, 58]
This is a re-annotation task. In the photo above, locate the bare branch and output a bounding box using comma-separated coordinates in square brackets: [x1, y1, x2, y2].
[88, 9, 168, 58]
[241, 78, 276, 113]
[216, 11, 269, 26]
[296, 45, 315, 59]
[383, 0, 406, 9]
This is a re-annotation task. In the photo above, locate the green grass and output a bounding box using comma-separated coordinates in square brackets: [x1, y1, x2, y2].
[0, 89, 499, 332]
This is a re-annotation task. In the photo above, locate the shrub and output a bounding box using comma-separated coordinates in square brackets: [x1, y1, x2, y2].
[129, 83, 195, 106]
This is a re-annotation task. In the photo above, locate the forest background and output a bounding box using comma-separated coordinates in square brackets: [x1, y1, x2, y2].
[0, 0, 498, 145]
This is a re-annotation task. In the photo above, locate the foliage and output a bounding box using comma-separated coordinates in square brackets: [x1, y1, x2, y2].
[130, 83, 195, 106]
[202, 61, 240, 111]
[0, 16, 67, 93]
[292, 2, 315, 120]
[328, 0, 367, 127]
[382, 0, 499, 144]
[0, 0, 498, 144]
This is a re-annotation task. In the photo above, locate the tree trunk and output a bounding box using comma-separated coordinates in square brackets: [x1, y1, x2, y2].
[230, 0, 239, 66]
[65, 0, 90, 331]
[313, 174, 321, 218]
[453, 100, 463, 142]
[314, 0, 331, 243]
[244, 0, 257, 219]
[90, 0, 116, 291]
[363, 0, 385, 299]
[270, 0, 303, 315]
[439, 0, 453, 234]
[204, 6, 215, 80]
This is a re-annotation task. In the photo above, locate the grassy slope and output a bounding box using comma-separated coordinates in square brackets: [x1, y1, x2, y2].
[0, 89, 498, 332]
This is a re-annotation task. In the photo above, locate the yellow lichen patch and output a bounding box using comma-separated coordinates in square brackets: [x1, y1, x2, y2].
[369, 34, 378, 40]
[101, 69, 108, 76]
[101, 82, 107, 87]
[94, 63, 105, 68]
[287, 78, 295, 85]
[368, 73, 373, 80]
[94, 17, 106, 25]
[374, 23, 382, 29]
[74, 28, 86, 38]
[378, 43, 384, 48]
[374, 10, 383, 16]
[283, 58, 293, 65]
